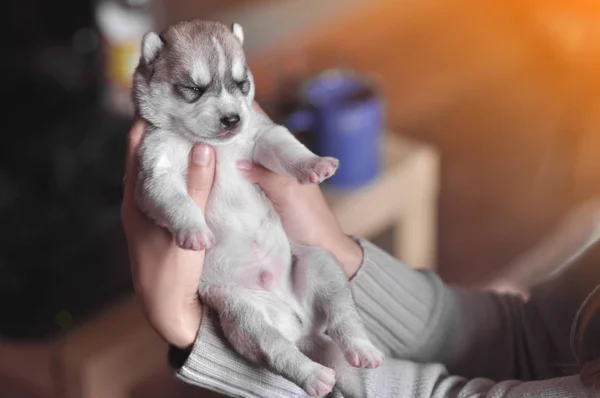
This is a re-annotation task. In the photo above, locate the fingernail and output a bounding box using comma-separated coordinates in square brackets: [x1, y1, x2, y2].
[192, 145, 212, 166]
[237, 160, 253, 170]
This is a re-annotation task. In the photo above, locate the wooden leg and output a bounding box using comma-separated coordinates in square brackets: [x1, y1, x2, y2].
[395, 196, 437, 270]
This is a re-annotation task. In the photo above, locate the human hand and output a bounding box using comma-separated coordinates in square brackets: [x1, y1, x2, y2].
[482, 277, 530, 300]
[121, 119, 216, 349]
[238, 163, 362, 278]
[239, 105, 363, 278]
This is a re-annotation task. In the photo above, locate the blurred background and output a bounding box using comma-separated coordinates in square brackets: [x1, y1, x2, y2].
[2, 0, 600, 397]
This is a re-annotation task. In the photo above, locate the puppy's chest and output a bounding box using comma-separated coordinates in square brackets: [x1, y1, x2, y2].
[207, 148, 275, 232]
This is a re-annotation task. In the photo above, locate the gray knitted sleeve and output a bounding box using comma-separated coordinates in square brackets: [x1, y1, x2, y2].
[173, 238, 598, 397]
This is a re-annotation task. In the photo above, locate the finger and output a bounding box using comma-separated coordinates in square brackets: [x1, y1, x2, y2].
[187, 144, 216, 209]
[237, 160, 273, 185]
[237, 160, 296, 202]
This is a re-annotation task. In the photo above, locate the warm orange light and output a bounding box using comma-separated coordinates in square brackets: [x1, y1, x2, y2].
[533, 0, 600, 58]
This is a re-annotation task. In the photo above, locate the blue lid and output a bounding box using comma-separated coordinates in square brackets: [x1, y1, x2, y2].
[303, 70, 373, 108]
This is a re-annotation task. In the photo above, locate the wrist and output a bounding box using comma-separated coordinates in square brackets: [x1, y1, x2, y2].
[145, 299, 203, 350]
[176, 301, 203, 350]
[326, 233, 364, 279]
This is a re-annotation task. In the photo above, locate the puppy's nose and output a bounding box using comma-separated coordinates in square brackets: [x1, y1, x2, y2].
[220, 114, 240, 129]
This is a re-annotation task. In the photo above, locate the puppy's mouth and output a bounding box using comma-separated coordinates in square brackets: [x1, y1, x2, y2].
[215, 126, 243, 141]
[216, 131, 238, 141]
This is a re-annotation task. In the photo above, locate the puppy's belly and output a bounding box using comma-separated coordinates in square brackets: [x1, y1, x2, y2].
[203, 185, 315, 340]
[203, 238, 314, 341]
[248, 290, 309, 342]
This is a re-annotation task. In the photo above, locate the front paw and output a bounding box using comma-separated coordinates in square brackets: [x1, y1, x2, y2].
[294, 157, 340, 184]
[175, 226, 215, 251]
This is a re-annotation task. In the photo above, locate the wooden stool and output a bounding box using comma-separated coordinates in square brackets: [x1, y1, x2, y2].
[325, 132, 440, 270]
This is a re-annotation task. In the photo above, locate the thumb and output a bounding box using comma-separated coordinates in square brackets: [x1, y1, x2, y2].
[187, 144, 216, 209]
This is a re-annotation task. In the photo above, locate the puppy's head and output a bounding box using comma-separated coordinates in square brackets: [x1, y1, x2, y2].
[133, 20, 254, 144]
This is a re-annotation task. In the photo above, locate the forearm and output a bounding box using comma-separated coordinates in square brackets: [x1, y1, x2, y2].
[325, 234, 364, 279]
[172, 318, 592, 398]
[132, 245, 204, 350]
[349, 238, 452, 362]
[355, 358, 591, 398]
[349, 238, 559, 381]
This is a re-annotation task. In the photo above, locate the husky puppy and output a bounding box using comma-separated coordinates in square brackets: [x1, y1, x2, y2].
[132, 20, 383, 397]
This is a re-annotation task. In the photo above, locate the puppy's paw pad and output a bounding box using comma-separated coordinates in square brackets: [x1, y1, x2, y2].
[296, 157, 339, 184]
[176, 227, 215, 251]
[344, 339, 384, 369]
[313, 157, 339, 180]
[304, 366, 336, 397]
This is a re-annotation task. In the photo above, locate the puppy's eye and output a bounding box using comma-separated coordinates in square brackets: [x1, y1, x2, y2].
[176, 85, 206, 103]
[236, 79, 250, 95]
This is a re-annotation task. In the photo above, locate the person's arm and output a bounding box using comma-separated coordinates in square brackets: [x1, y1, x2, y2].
[350, 236, 600, 382]
[170, 238, 599, 397]
[352, 236, 600, 382]
[173, 326, 593, 398]
[354, 357, 592, 398]
[171, 234, 600, 388]
[170, 314, 595, 398]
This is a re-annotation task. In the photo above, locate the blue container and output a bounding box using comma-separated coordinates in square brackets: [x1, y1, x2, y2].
[283, 70, 384, 189]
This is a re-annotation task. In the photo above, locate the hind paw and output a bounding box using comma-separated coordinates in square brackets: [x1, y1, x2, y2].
[344, 338, 384, 369]
[304, 365, 336, 397]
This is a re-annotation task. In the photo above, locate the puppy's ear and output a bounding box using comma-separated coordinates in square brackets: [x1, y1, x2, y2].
[141, 32, 164, 65]
[231, 23, 244, 45]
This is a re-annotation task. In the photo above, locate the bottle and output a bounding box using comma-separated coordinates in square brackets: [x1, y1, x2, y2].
[95, 0, 155, 116]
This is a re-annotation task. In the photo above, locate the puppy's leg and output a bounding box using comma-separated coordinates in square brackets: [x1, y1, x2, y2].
[293, 245, 384, 369]
[298, 333, 366, 398]
[136, 172, 215, 251]
[202, 287, 336, 397]
[253, 124, 339, 184]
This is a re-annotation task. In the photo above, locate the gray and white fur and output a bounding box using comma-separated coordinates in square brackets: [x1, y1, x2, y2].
[132, 20, 383, 397]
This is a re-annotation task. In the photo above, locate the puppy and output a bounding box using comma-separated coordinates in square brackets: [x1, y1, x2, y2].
[132, 20, 383, 397]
